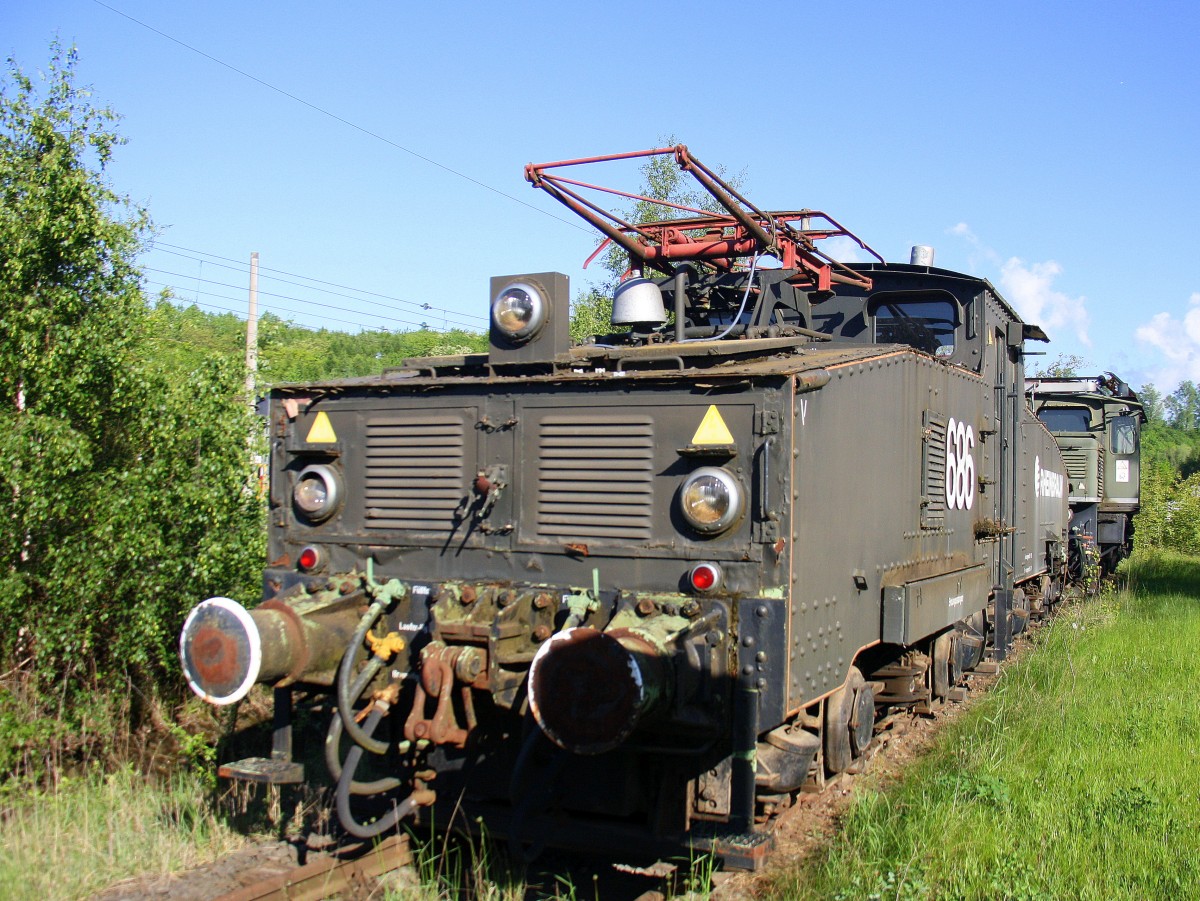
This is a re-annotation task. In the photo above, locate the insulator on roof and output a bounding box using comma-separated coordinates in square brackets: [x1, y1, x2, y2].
[612, 277, 667, 326]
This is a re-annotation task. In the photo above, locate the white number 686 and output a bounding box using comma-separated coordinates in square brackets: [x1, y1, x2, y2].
[945, 417, 975, 511]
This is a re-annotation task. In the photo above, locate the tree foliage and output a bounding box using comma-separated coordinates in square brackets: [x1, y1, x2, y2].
[1138, 383, 1163, 424]
[1134, 411, 1200, 555]
[1034, 354, 1085, 378]
[1141, 420, 1200, 478]
[0, 46, 263, 712]
[1163, 380, 1200, 431]
[142, 294, 488, 385]
[1135, 462, 1200, 556]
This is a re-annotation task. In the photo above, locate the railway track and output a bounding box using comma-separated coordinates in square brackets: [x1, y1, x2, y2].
[197, 832, 702, 901]
[209, 834, 412, 901]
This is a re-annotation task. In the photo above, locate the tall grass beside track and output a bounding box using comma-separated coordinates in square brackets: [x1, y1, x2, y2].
[763, 549, 1200, 900]
[0, 768, 247, 901]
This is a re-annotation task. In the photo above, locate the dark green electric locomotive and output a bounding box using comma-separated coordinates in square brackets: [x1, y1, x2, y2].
[180, 147, 1071, 867]
[1027, 374, 1145, 580]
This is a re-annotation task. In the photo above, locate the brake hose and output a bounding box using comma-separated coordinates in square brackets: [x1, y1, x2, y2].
[325, 655, 401, 795]
[335, 704, 418, 838]
[336, 599, 390, 755]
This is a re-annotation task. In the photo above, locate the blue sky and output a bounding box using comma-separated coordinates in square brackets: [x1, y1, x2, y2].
[5, 1, 1198, 391]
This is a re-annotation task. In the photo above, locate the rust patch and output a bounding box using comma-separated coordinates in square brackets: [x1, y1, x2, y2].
[190, 625, 243, 690]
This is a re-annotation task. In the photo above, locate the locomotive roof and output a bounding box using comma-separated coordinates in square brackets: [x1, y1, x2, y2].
[1026, 373, 1143, 408]
[847, 261, 1046, 340]
[270, 340, 955, 395]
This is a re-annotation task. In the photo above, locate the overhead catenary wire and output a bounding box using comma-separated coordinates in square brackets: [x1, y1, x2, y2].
[144, 283, 343, 330]
[151, 241, 487, 327]
[148, 255, 473, 330]
[143, 267, 462, 333]
[142, 280, 437, 334]
[149, 290, 411, 335]
[93, 2, 629, 337]
[144, 290, 310, 327]
[148, 289, 423, 335]
[92, 0, 594, 236]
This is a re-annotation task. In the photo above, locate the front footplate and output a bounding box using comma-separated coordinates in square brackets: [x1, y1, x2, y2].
[698, 828, 775, 871]
[217, 756, 305, 784]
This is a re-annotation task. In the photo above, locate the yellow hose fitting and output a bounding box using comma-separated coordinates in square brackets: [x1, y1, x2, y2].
[365, 630, 407, 660]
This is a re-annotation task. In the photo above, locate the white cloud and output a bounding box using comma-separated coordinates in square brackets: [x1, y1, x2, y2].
[946, 223, 1090, 346]
[821, 235, 866, 264]
[999, 257, 1091, 347]
[1134, 292, 1200, 388]
[946, 222, 1001, 269]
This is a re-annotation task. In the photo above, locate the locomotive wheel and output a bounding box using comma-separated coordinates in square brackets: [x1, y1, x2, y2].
[1034, 574, 1059, 618]
[1045, 572, 1063, 610]
[849, 683, 875, 756]
[932, 632, 952, 700]
[1010, 588, 1030, 636]
[823, 666, 866, 774]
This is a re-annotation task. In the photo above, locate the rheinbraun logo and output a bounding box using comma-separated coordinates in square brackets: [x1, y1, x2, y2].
[1035, 455, 1065, 499]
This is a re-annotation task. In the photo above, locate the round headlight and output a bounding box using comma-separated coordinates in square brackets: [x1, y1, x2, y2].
[293, 464, 342, 522]
[491, 282, 548, 343]
[678, 467, 745, 535]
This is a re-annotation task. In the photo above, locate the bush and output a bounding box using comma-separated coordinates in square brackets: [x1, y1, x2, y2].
[0, 45, 264, 773]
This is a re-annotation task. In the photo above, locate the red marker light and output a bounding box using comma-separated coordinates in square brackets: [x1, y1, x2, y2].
[298, 546, 321, 571]
[689, 562, 722, 593]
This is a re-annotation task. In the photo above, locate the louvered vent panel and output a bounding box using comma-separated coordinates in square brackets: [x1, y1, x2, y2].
[922, 411, 947, 529]
[536, 415, 655, 542]
[1060, 447, 1090, 485]
[364, 417, 466, 531]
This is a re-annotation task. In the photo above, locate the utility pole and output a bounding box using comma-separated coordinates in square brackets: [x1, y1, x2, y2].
[245, 252, 266, 494]
[245, 251, 259, 409]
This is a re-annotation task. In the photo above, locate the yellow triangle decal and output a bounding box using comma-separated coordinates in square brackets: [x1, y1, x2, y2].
[305, 411, 337, 443]
[691, 405, 735, 445]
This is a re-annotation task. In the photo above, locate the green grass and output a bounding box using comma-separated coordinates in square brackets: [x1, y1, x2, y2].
[762, 549, 1200, 900]
[384, 820, 526, 901]
[0, 767, 250, 901]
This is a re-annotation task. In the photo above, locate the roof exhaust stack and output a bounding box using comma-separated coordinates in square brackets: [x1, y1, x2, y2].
[910, 245, 935, 267]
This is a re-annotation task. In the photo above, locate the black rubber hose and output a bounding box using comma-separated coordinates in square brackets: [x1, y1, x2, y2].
[336, 600, 390, 755]
[324, 658, 401, 795]
[335, 706, 418, 839]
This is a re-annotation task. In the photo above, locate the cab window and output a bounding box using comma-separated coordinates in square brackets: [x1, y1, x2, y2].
[1038, 407, 1091, 433]
[871, 296, 958, 356]
[1110, 414, 1139, 455]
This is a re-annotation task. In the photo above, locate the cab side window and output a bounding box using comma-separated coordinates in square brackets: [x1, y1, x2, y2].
[1110, 414, 1139, 455]
[871, 296, 958, 356]
[1037, 407, 1091, 433]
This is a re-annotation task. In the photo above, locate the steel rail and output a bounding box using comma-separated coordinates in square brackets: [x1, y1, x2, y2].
[211, 834, 412, 901]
